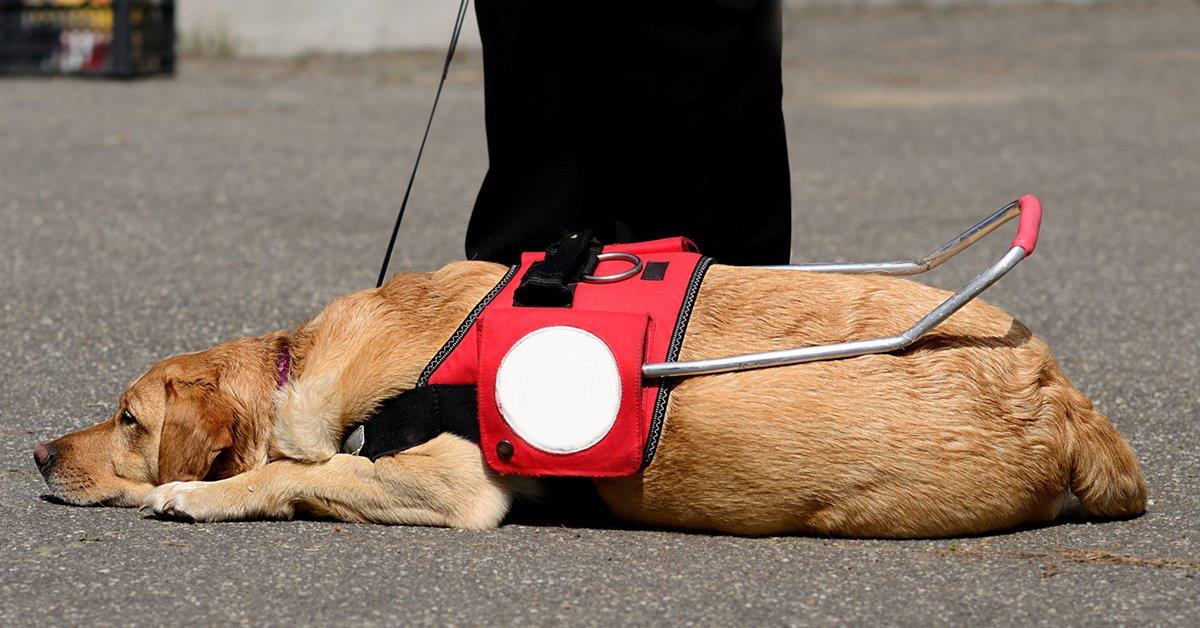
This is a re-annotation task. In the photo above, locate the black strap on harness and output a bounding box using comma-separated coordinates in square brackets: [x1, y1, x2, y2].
[350, 233, 607, 459]
[512, 232, 602, 307]
[344, 385, 479, 460]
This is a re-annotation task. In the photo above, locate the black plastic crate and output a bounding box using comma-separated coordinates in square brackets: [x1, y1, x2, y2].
[0, 0, 174, 77]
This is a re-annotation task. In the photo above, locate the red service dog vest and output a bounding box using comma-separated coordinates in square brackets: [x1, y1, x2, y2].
[348, 237, 712, 477]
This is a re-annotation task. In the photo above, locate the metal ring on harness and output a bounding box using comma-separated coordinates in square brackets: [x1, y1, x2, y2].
[582, 253, 643, 284]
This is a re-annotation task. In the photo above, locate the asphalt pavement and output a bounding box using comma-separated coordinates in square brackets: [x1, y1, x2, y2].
[1, 3, 1197, 625]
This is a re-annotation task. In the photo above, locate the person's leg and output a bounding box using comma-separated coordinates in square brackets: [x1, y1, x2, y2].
[467, 1, 584, 264]
[468, 0, 790, 266]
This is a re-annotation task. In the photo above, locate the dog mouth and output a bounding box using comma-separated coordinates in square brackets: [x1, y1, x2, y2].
[40, 465, 143, 507]
[42, 476, 93, 504]
[41, 486, 126, 508]
[40, 469, 109, 506]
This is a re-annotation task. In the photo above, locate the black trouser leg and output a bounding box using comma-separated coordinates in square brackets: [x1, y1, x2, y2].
[467, 0, 791, 266]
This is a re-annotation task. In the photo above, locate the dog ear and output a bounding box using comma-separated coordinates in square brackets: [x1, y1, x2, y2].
[158, 379, 235, 483]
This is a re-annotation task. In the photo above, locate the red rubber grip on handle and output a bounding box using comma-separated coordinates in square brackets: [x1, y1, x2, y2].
[1012, 194, 1043, 255]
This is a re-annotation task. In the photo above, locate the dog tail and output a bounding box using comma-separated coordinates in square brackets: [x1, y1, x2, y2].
[1063, 389, 1148, 518]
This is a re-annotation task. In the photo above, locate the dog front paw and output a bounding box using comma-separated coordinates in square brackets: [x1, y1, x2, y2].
[140, 481, 210, 522]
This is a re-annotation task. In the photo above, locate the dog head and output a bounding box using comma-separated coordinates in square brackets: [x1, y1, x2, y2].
[34, 336, 280, 507]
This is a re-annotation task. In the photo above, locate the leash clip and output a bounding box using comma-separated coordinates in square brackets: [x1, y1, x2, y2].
[342, 425, 365, 455]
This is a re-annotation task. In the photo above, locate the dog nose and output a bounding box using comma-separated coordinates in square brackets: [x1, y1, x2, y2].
[34, 440, 56, 469]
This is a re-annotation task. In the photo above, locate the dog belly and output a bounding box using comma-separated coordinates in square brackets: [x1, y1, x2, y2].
[590, 265, 1085, 537]
[595, 343, 1072, 538]
[590, 355, 1070, 537]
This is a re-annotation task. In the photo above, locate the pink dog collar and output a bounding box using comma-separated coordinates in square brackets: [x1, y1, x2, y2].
[276, 341, 292, 390]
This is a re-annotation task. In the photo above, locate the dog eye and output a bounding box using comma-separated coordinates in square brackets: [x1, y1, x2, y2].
[120, 409, 138, 426]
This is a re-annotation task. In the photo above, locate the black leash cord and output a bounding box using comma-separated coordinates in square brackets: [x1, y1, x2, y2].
[376, 0, 473, 288]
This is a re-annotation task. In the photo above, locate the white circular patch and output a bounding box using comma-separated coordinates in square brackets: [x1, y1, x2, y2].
[495, 326, 621, 454]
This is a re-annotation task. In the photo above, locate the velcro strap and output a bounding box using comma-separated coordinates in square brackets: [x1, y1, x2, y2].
[344, 384, 479, 460]
[512, 232, 602, 307]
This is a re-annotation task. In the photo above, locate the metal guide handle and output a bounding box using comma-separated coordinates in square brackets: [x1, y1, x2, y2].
[642, 195, 1043, 379]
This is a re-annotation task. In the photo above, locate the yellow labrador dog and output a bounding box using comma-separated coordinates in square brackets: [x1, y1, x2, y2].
[34, 262, 1146, 537]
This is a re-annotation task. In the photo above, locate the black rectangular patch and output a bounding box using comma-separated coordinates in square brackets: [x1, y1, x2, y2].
[641, 261, 669, 281]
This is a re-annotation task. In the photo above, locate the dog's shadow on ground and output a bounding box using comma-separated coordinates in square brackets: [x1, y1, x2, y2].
[500, 481, 1143, 538]
[503, 478, 631, 531]
[500, 477, 1145, 539]
[39, 489, 1139, 538]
